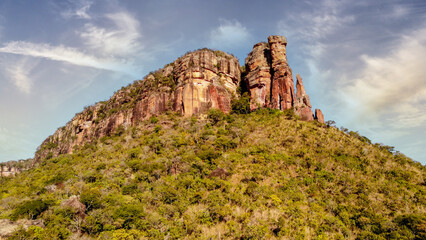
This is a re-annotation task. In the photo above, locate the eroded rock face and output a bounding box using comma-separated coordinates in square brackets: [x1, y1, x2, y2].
[244, 36, 295, 111]
[35, 36, 325, 162]
[268, 36, 295, 110]
[294, 74, 314, 121]
[315, 109, 325, 123]
[0, 166, 21, 177]
[245, 36, 323, 122]
[245, 42, 272, 110]
[35, 49, 240, 161]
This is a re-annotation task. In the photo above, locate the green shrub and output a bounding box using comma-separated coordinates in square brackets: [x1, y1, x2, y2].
[207, 108, 225, 124]
[80, 188, 102, 212]
[231, 92, 251, 114]
[11, 199, 50, 220]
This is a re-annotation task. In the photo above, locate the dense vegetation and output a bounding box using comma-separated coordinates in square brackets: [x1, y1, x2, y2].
[1, 109, 425, 239]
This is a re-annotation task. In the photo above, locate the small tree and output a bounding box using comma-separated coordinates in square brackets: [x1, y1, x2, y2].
[231, 92, 251, 114]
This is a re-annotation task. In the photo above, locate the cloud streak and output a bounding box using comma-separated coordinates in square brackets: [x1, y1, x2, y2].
[0, 41, 138, 76]
[4, 57, 38, 94]
[61, 0, 93, 19]
[79, 12, 143, 56]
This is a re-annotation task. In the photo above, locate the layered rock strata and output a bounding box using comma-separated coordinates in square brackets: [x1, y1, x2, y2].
[35, 36, 325, 162]
[245, 36, 322, 122]
[35, 49, 240, 161]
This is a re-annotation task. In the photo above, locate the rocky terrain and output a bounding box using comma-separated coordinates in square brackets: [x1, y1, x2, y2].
[34, 36, 323, 162]
[0, 159, 31, 177]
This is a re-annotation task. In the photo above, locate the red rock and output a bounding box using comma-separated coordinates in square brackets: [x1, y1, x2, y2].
[35, 36, 324, 162]
[35, 49, 240, 161]
[299, 107, 314, 121]
[245, 42, 272, 110]
[294, 74, 314, 120]
[268, 35, 295, 110]
[315, 109, 325, 123]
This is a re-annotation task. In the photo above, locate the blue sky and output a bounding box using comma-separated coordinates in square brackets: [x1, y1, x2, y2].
[0, 0, 425, 164]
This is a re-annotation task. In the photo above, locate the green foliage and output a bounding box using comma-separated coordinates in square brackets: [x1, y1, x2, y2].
[80, 188, 102, 212]
[207, 108, 225, 124]
[149, 116, 159, 124]
[231, 92, 251, 114]
[1, 111, 425, 239]
[10, 199, 50, 221]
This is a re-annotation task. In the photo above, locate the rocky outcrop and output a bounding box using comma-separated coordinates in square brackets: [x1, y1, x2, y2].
[294, 74, 314, 121]
[268, 36, 295, 110]
[35, 49, 240, 161]
[245, 36, 295, 111]
[0, 159, 31, 177]
[0, 165, 21, 177]
[35, 36, 325, 162]
[245, 36, 322, 122]
[315, 109, 325, 123]
[245, 42, 272, 110]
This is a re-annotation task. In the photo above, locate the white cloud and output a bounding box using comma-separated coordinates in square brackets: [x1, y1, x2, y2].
[0, 41, 138, 76]
[208, 20, 250, 49]
[341, 27, 426, 128]
[4, 57, 38, 94]
[277, 0, 354, 57]
[61, 0, 93, 19]
[79, 12, 143, 56]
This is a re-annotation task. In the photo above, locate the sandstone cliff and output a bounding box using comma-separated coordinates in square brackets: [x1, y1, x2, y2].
[245, 36, 323, 122]
[35, 49, 240, 161]
[35, 36, 324, 162]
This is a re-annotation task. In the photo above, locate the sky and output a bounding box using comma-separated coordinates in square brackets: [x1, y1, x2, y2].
[0, 0, 425, 164]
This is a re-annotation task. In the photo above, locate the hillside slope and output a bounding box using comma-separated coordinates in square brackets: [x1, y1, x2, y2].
[1, 110, 425, 239]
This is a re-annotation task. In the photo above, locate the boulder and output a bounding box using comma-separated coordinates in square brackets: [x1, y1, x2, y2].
[315, 109, 325, 123]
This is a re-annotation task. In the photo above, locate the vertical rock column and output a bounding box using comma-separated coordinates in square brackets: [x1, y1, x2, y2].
[244, 42, 272, 110]
[294, 74, 314, 121]
[268, 35, 295, 110]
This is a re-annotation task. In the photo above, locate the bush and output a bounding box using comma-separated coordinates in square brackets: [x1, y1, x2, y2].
[11, 199, 50, 220]
[80, 188, 102, 212]
[231, 92, 251, 114]
[207, 108, 225, 124]
[149, 116, 159, 124]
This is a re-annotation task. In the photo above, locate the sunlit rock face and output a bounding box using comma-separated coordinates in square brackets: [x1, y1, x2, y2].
[245, 36, 322, 121]
[35, 36, 324, 162]
[35, 49, 241, 161]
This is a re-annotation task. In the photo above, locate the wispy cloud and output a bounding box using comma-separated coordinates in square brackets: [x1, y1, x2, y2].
[0, 41, 138, 76]
[341, 26, 426, 128]
[61, 0, 93, 19]
[277, 0, 354, 57]
[79, 11, 143, 56]
[208, 19, 251, 50]
[4, 57, 38, 94]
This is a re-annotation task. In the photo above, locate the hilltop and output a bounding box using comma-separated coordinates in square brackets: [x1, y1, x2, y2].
[0, 36, 425, 239]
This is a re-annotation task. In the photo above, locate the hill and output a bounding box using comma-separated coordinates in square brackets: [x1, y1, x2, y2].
[1, 110, 425, 239]
[0, 36, 425, 239]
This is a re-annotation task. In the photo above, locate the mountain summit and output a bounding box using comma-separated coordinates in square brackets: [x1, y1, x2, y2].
[35, 36, 323, 161]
